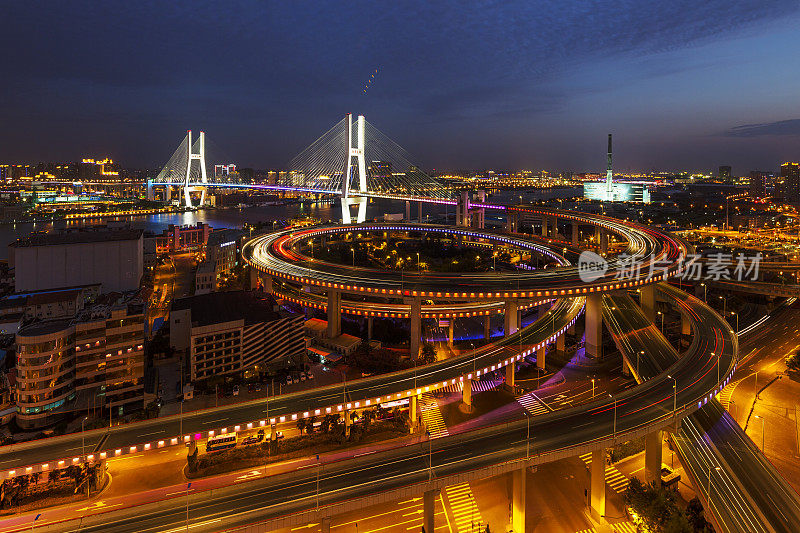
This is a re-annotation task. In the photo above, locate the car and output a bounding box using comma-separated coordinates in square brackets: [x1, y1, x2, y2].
[254, 383, 262, 392]
[232, 385, 240, 396]
[241, 429, 265, 446]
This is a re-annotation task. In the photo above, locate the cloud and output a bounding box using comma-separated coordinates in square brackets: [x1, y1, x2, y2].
[723, 119, 800, 137]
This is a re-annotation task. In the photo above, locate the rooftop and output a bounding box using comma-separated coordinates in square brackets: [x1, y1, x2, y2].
[172, 291, 282, 327]
[11, 228, 143, 248]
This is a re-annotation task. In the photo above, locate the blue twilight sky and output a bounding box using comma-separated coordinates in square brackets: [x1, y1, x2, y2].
[2, 0, 800, 174]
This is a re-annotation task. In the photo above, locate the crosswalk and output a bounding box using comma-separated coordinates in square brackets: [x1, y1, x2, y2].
[716, 378, 743, 409]
[517, 391, 551, 416]
[575, 522, 637, 533]
[438, 379, 501, 395]
[578, 453, 630, 493]
[420, 393, 450, 439]
[444, 482, 484, 532]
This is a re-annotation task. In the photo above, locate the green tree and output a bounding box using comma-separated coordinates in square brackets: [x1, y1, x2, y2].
[420, 343, 437, 365]
[787, 351, 800, 372]
[296, 418, 307, 435]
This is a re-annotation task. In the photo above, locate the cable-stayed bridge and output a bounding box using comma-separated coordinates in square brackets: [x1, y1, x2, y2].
[147, 114, 455, 223]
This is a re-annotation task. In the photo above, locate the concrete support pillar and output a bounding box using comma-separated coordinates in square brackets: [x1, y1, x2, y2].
[640, 285, 656, 322]
[590, 448, 606, 519]
[541, 216, 548, 237]
[321, 517, 331, 533]
[261, 273, 273, 293]
[326, 290, 341, 338]
[537, 346, 546, 370]
[551, 217, 559, 238]
[585, 293, 603, 360]
[462, 379, 472, 407]
[367, 316, 373, 340]
[484, 315, 491, 340]
[644, 430, 663, 485]
[344, 410, 351, 438]
[447, 320, 454, 347]
[594, 226, 601, 248]
[418, 201, 424, 222]
[572, 222, 579, 245]
[410, 395, 418, 427]
[505, 212, 517, 233]
[622, 357, 631, 376]
[600, 231, 608, 254]
[504, 300, 519, 336]
[165, 185, 172, 202]
[512, 466, 527, 533]
[405, 200, 411, 222]
[506, 362, 515, 389]
[424, 489, 439, 533]
[556, 333, 565, 355]
[410, 296, 422, 359]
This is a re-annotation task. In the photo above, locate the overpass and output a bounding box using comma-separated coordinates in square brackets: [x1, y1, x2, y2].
[604, 284, 800, 532]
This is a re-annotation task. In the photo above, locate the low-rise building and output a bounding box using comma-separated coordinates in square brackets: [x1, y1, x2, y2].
[10, 228, 143, 293]
[15, 296, 145, 429]
[154, 222, 211, 253]
[170, 291, 304, 382]
[195, 261, 215, 295]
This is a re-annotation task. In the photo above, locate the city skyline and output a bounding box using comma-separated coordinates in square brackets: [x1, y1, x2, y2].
[2, 1, 800, 173]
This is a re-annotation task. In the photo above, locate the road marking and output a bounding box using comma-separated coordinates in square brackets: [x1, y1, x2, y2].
[420, 393, 449, 439]
[201, 418, 229, 425]
[579, 453, 630, 493]
[139, 430, 165, 438]
[517, 392, 549, 416]
[444, 482, 484, 532]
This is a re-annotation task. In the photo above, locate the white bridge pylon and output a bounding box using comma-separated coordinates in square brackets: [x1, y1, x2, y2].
[148, 130, 209, 208]
[342, 113, 367, 224]
[184, 130, 208, 208]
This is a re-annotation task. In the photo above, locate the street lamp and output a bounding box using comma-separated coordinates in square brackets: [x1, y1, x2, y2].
[417, 251, 420, 273]
[667, 374, 677, 418]
[608, 393, 617, 440]
[708, 465, 721, 514]
[700, 282, 707, 302]
[718, 295, 727, 316]
[350, 247, 355, 267]
[591, 378, 595, 398]
[81, 416, 88, 459]
[711, 351, 719, 384]
[638, 350, 643, 378]
[657, 311, 664, 333]
[755, 415, 766, 452]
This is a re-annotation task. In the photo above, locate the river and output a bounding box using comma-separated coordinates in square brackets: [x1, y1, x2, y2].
[0, 187, 581, 260]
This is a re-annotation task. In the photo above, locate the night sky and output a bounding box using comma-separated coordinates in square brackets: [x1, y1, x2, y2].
[3, 0, 800, 174]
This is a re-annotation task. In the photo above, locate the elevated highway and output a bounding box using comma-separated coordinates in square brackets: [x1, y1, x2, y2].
[604, 284, 800, 532]
[12, 284, 738, 532]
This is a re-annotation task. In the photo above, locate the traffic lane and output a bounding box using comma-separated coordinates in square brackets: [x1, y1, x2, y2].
[23, 314, 729, 532]
[696, 401, 800, 530]
[0, 298, 583, 469]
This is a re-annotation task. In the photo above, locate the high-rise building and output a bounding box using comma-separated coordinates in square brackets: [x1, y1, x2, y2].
[214, 164, 236, 179]
[782, 162, 800, 203]
[719, 165, 732, 183]
[749, 171, 766, 199]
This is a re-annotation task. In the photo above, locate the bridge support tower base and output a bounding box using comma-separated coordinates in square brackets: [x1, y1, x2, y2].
[424, 488, 439, 532]
[590, 448, 606, 520]
[327, 291, 341, 338]
[586, 293, 603, 360]
[462, 379, 472, 408]
[645, 430, 663, 485]
[511, 466, 527, 532]
[409, 296, 422, 359]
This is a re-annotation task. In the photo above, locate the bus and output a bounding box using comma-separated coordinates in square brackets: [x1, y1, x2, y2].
[205, 433, 237, 453]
